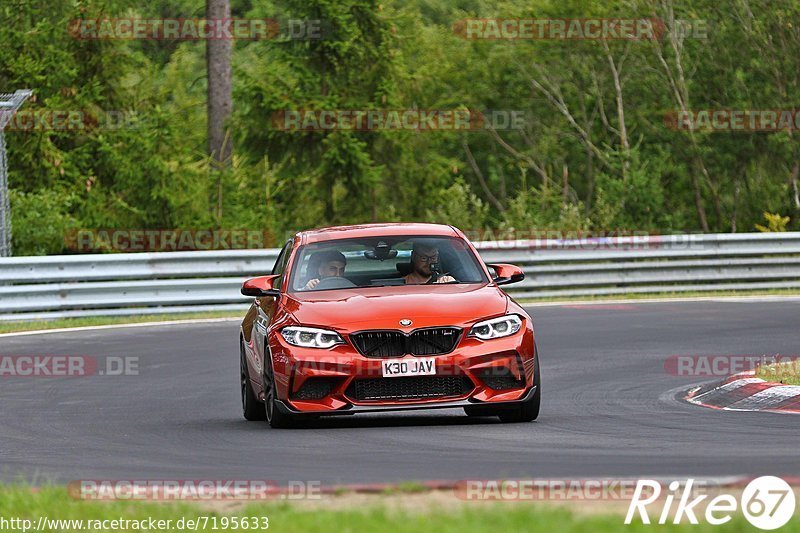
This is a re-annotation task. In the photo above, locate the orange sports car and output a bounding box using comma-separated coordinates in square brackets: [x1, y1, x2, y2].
[239, 223, 540, 428]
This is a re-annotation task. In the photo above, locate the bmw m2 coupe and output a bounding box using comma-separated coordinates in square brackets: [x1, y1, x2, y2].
[239, 223, 540, 428]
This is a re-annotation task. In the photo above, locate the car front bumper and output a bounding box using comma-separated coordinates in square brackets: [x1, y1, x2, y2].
[267, 324, 537, 415]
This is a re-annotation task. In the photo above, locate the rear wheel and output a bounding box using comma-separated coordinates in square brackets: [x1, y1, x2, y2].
[240, 340, 265, 421]
[262, 350, 295, 429]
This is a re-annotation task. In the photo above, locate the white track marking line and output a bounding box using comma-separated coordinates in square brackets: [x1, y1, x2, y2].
[0, 317, 241, 338]
[523, 295, 800, 307]
[686, 378, 764, 404]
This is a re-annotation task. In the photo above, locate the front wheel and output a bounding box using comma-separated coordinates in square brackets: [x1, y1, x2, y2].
[498, 351, 541, 423]
[262, 350, 296, 429]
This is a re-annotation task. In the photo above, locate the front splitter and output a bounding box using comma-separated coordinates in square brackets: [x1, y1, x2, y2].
[275, 386, 537, 417]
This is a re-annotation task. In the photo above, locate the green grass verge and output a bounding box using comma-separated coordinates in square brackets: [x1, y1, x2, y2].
[379, 481, 429, 495]
[0, 311, 241, 335]
[0, 486, 790, 533]
[756, 360, 800, 386]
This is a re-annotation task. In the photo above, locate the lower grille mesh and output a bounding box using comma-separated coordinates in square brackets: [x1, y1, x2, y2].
[347, 376, 474, 401]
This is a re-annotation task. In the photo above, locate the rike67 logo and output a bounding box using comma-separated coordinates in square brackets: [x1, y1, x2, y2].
[626, 476, 796, 530]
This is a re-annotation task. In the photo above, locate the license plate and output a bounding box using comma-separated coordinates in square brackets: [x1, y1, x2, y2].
[381, 357, 436, 378]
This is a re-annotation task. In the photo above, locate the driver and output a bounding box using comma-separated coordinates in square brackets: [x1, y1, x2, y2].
[403, 242, 457, 284]
[303, 250, 347, 290]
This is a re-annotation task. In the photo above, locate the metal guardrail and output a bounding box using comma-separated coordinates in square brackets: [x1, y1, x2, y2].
[0, 232, 798, 320]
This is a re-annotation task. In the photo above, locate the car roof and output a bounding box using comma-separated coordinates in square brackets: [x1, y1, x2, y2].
[297, 223, 460, 245]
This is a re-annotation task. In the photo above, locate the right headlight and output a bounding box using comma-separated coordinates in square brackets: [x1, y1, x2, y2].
[281, 326, 344, 349]
[468, 314, 523, 340]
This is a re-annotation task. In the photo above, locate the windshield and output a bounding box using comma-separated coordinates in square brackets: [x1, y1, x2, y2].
[288, 236, 488, 292]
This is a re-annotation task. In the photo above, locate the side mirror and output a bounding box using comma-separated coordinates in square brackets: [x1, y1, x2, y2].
[486, 263, 525, 286]
[241, 275, 281, 297]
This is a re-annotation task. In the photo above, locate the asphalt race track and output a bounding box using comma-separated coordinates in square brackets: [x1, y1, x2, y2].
[2, 299, 798, 485]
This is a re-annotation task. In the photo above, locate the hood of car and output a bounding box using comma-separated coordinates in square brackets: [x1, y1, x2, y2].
[285, 284, 508, 331]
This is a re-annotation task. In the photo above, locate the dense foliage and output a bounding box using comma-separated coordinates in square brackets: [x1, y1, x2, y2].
[1, 0, 798, 254]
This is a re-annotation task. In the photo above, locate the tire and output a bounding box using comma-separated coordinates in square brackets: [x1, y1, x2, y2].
[262, 348, 296, 429]
[498, 349, 541, 423]
[241, 340, 266, 421]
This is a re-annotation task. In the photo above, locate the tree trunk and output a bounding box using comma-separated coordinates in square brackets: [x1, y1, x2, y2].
[691, 158, 710, 232]
[207, 0, 233, 167]
[791, 161, 800, 210]
[603, 41, 630, 180]
[585, 143, 595, 211]
[731, 177, 741, 233]
[650, 1, 710, 231]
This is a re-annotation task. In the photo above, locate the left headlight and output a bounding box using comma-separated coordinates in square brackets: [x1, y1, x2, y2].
[281, 326, 344, 349]
[468, 314, 523, 340]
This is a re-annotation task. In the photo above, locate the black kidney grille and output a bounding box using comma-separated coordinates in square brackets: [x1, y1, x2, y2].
[350, 331, 406, 357]
[407, 328, 460, 355]
[346, 376, 474, 401]
[350, 328, 461, 358]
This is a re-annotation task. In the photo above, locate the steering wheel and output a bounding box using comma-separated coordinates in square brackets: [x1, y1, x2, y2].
[313, 276, 357, 290]
[425, 264, 461, 284]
